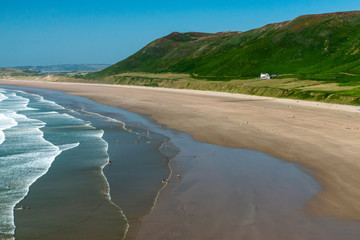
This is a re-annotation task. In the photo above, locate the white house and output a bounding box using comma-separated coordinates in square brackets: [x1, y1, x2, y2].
[260, 73, 270, 79]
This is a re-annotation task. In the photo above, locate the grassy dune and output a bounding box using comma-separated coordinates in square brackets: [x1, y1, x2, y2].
[83, 72, 360, 105]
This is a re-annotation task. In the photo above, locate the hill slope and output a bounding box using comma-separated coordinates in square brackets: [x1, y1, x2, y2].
[92, 11, 360, 82]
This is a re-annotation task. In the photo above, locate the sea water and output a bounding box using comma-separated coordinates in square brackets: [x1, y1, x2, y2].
[0, 86, 172, 239]
[0, 88, 124, 239]
[0, 89, 66, 238]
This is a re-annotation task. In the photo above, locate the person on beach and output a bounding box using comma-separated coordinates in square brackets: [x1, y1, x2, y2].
[108, 160, 112, 166]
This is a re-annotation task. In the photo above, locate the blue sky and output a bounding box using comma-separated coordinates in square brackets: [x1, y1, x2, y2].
[0, 0, 359, 67]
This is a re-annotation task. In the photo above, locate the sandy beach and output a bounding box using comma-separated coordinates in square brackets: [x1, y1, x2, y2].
[1, 79, 360, 239]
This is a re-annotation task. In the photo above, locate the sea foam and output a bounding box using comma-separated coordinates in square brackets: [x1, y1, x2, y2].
[0, 92, 8, 102]
[0, 113, 17, 145]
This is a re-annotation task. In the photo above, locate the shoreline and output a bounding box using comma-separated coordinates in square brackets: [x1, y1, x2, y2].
[1, 79, 360, 233]
[101, 132, 130, 239]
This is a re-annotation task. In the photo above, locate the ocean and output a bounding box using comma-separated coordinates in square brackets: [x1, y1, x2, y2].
[0, 86, 174, 239]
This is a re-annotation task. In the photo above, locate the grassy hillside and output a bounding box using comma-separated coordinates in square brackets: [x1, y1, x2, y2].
[90, 11, 360, 83]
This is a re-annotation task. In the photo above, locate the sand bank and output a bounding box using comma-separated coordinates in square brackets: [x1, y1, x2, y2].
[1, 79, 360, 236]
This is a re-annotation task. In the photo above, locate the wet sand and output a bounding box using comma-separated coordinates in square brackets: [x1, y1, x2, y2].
[1, 79, 360, 238]
[137, 134, 360, 240]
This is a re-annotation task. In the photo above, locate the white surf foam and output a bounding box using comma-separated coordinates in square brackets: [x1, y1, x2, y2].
[0, 92, 8, 103]
[0, 113, 18, 145]
[9, 90, 65, 111]
[58, 142, 80, 151]
[78, 108, 127, 130]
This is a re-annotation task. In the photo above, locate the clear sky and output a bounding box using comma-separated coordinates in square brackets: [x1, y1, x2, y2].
[1, 0, 359, 67]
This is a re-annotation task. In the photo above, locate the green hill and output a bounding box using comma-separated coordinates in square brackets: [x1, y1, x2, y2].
[91, 11, 360, 82]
